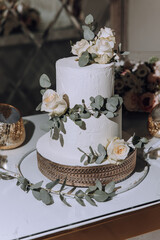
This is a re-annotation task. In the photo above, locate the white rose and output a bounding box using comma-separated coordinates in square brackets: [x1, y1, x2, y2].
[71, 39, 91, 57]
[41, 89, 68, 117]
[107, 138, 130, 164]
[94, 54, 111, 64]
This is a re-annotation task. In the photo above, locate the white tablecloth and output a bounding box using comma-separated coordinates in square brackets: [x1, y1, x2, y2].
[0, 113, 160, 240]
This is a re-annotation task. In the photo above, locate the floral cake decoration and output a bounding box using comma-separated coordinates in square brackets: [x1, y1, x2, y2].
[71, 14, 128, 66]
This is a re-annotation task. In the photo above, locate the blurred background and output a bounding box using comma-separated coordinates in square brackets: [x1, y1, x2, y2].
[1, 0, 160, 116]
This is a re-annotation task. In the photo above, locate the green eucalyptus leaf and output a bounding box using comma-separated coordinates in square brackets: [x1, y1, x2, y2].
[96, 155, 105, 164]
[60, 194, 71, 207]
[107, 97, 119, 107]
[67, 186, 77, 195]
[140, 137, 149, 144]
[79, 51, 90, 67]
[59, 120, 66, 134]
[93, 190, 109, 202]
[105, 181, 115, 194]
[40, 189, 53, 205]
[32, 189, 41, 201]
[30, 181, 43, 190]
[75, 190, 85, 198]
[90, 96, 95, 102]
[93, 111, 99, 118]
[80, 112, 91, 119]
[46, 179, 59, 189]
[85, 14, 94, 25]
[59, 134, 64, 147]
[60, 178, 67, 192]
[98, 144, 106, 156]
[106, 103, 117, 112]
[52, 127, 59, 140]
[88, 185, 97, 192]
[91, 53, 97, 59]
[36, 103, 42, 111]
[84, 195, 97, 206]
[39, 74, 51, 88]
[40, 89, 46, 95]
[80, 154, 86, 162]
[84, 28, 95, 41]
[62, 115, 67, 122]
[95, 180, 102, 191]
[105, 111, 115, 118]
[95, 95, 104, 108]
[75, 196, 86, 206]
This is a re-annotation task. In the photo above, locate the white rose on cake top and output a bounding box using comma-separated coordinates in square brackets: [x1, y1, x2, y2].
[107, 137, 130, 165]
[71, 39, 91, 57]
[41, 89, 68, 117]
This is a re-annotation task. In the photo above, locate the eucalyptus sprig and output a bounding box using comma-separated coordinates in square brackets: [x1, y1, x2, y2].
[0, 156, 117, 206]
[78, 144, 107, 165]
[79, 14, 98, 67]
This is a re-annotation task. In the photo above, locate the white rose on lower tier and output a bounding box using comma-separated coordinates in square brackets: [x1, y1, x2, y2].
[41, 89, 68, 117]
[107, 138, 130, 164]
[71, 39, 91, 57]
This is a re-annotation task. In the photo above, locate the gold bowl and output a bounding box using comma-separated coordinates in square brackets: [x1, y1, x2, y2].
[0, 104, 25, 149]
[148, 103, 160, 137]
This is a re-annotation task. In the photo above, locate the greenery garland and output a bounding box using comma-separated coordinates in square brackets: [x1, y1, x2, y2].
[0, 152, 117, 206]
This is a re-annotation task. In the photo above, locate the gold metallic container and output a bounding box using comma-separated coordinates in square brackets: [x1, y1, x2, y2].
[0, 104, 25, 149]
[148, 103, 160, 137]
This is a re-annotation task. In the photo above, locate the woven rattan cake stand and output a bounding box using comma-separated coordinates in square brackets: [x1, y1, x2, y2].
[37, 150, 137, 187]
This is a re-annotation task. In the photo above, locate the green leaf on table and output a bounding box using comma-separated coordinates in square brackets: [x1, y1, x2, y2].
[30, 181, 43, 190]
[32, 189, 41, 201]
[40, 189, 53, 205]
[95, 180, 102, 191]
[84, 195, 97, 206]
[46, 179, 60, 189]
[60, 178, 67, 192]
[75, 190, 85, 198]
[105, 181, 115, 194]
[75, 196, 85, 206]
[60, 194, 71, 207]
[39, 74, 51, 88]
[93, 190, 109, 202]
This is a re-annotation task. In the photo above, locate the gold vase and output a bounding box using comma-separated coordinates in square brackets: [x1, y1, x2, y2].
[0, 104, 25, 149]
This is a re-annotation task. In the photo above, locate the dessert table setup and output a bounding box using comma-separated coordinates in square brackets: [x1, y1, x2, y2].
[0, 110, 160, 240]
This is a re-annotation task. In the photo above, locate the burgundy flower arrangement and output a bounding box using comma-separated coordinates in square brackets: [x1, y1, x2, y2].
[115, 58, 160, 113]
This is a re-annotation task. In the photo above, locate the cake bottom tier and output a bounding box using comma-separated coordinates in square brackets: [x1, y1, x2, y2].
[37, 150, 137, 187]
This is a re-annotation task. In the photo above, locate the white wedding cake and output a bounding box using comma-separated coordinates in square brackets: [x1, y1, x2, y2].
[36, 15, 136, 186]
[37, 57, 122, 166]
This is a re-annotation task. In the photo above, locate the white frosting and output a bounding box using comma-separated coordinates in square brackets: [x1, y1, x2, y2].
[37, 57, 122, 166]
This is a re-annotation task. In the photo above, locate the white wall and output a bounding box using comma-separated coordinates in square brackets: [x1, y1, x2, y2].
[127, 0, 160, 60]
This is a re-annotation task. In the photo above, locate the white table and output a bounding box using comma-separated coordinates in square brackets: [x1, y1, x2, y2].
[0, 113, 160, 240]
